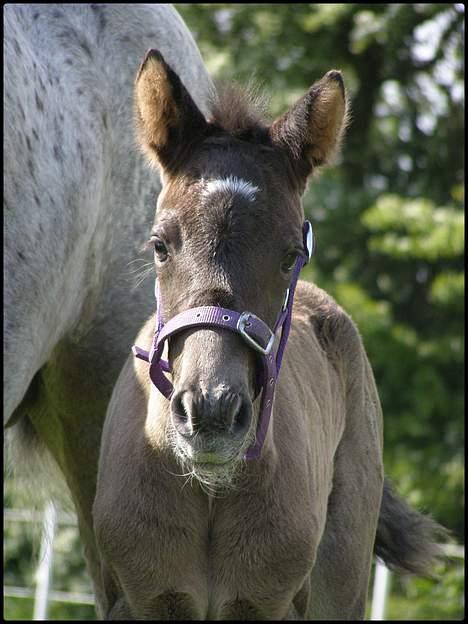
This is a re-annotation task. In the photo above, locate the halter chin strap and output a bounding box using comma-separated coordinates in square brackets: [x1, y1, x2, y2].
[133, 221, 315, 460]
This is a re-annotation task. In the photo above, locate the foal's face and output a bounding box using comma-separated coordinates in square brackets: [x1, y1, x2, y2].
[153, 141, 304, 473]
[135, 49, 347, 483]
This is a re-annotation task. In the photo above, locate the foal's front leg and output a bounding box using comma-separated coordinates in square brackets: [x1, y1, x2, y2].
[99, 558, 206, 620]
[99, 562, 132, 620]
[307, 389, 383, 618]
[284, 602, 303, 620]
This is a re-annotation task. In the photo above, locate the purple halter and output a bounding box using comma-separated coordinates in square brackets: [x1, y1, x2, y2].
[133, 221, 315, 459]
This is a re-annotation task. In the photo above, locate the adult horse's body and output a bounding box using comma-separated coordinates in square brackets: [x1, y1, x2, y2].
[4, 4, 213, 614]
[93, 50, 445, 619]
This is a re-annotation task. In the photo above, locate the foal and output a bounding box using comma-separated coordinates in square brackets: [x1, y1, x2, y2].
[94, 50, 444, 620]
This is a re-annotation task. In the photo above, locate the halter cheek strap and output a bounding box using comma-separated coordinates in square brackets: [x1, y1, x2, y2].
[133, 221, 315, 460]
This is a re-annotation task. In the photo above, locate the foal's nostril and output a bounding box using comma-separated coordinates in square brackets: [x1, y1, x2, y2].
[171, 391, 192, 437]
[230, 396, 252, 436]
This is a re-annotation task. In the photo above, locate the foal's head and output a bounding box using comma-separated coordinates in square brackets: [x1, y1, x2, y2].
[135, 50, 347, 485]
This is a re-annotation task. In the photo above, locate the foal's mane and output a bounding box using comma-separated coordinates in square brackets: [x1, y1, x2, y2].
[208, 81, 271, 143]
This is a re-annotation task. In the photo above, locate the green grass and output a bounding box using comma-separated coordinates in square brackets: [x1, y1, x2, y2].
[3, 597, 96, 621]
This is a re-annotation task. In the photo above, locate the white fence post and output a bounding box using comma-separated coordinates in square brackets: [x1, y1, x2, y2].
[370, 559, 391, 621]
[33, 501, 57, 621]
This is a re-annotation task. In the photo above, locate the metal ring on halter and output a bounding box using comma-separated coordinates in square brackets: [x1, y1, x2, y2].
[237, 312, 275, 355]
[304, 220, 315, 262]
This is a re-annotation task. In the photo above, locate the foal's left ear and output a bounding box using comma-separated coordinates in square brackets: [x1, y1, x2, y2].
[134, 49, 208, 172]
[269, 70, 349, 187]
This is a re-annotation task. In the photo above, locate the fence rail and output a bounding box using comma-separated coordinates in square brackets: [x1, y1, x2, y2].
[4, 502, 465, 620]
[4, 586, 95, 605]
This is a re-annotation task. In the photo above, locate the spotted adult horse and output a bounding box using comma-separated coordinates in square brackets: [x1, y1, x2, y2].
[93, 50, 447, 619]
[4, 4, 213, 615]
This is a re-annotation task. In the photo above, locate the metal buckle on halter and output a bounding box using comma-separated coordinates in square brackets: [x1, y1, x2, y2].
[237, 312, 275, 356]
[304, 220, 315, 262]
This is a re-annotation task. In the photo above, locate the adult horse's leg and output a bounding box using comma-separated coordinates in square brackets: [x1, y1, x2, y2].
[11, 339, 115, 614]
[307, 347, 384, 620]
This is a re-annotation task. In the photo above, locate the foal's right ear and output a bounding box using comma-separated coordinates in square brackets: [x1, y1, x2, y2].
[269, 70, 349, 190]
[134, 49, 208, 172]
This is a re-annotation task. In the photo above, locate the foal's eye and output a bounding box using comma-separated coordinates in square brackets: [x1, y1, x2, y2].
[281, 252, 298, 273]
[151, 237, 169, 262]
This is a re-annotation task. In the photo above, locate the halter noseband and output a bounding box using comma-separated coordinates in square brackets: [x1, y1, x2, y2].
[133, 221, 315, 460]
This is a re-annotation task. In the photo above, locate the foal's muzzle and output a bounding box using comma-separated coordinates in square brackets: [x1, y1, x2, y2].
[171, 388, 252, 441]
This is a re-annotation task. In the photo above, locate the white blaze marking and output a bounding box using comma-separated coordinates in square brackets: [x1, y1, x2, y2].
[202, 175, 259, 203]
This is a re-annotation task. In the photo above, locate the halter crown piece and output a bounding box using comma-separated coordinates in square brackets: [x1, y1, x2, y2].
[133, 221, 315, 459]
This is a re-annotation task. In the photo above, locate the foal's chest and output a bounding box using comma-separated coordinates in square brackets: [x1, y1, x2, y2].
[102, 461, 320, 619]
[201, 488, 318, 619]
